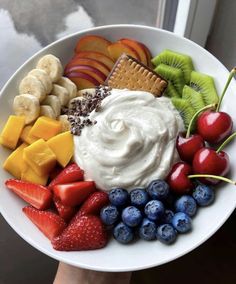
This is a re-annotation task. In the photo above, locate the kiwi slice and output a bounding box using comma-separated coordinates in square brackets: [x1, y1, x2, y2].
[155, 64, 185, 95]
[152, 49, 194, 84]
[165, 81, 180, 98]
[190, 71, 219, 105]
[171, 97, 196, 129]
[182, 85, 205, 111]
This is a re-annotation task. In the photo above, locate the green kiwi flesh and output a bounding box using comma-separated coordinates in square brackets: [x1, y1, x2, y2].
[182, 85, 205, 111]
[190, 71, 219, 105]
[165, 81, 180, 98]
[171, 97, 196, 130]
[152, 49, 194, 84]
[155, 64, 185, 95]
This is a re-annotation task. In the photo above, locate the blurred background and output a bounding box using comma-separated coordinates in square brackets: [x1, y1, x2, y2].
[0, 0, 236, 283]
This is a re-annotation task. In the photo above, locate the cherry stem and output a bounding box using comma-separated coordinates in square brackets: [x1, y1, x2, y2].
[188, 174, 236, 185]
[216, 132, 236, 153]
[185, 104, 216, 138]
[216, 67, 236, 112]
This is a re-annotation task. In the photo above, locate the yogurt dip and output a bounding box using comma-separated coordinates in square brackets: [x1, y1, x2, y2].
[74, 89, 184, 192]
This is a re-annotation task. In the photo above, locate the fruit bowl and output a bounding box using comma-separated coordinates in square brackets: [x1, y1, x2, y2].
[1, 24, 236, 272]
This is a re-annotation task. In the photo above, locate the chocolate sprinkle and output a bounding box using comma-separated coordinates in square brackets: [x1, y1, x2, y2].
[67, 85, 111, 136]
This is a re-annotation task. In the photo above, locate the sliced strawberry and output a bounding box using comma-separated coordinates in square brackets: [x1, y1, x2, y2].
[49, 165, 63, 181]
[48, 163, 84, 190]
[53, 196, 77, 222]
[52, 214, 108, 251]
[53, 181, 96, 207]
[5, 179, 52, 210]
[78, 191, 109, 216]
[23, 206, 67, 240]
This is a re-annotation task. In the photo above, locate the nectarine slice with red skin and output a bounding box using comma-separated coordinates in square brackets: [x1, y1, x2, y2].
[107, 42, 141, 62]
[75, 35, 111, 57]
[64, 65, 106, 84]
[66, 72, 100, 90]
[138, 42, 153, 67]
[119, 38, 148, 65]
[73, 51, 114, 70]
[65, 58, 110, 77]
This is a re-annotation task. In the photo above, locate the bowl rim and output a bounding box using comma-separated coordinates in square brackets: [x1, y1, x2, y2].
[0, 24, 235, 272]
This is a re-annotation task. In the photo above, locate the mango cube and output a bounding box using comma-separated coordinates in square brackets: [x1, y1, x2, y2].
[47, 131, 74, 167]
[3, 143, 28, 179]
[0, 115, 25, 149]
[29, 116, 62, 141]
[20, 125, 39, 144]
[23, 139, 57, 176]
[21, 166, 48, 186]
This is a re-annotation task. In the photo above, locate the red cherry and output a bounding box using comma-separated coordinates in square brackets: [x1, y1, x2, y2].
[197, 110, 232, 144]
[167, 162, 194, 194]
[192, 147, 230, 185]
[176, 133, 205, 163]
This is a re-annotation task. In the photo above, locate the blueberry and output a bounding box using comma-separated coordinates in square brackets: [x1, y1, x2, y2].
[100, 205, 119, 225]
[172, 212, 192, 233]
[161, 209, 174, 224]
[113, 222, 134, 244]
[192, 184, 215, 206]
[109, 188, 129, 207]
[130, 188, 149, 208]
[138, 218, 157, 241]
[147, 180, 169, 200]
[122, 206, 142, 227]
[157, 224, 177, 244]
[144, 200, 165, 221]
[175, 195, 197, 217]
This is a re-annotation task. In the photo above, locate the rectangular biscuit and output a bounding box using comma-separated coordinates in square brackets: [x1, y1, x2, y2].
[105, 54, 167, 97]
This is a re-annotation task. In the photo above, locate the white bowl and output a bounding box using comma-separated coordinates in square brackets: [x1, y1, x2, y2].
[0, 25, 236, 272]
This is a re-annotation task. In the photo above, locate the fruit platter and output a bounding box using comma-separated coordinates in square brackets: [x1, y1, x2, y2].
[0, 25, 236, 272]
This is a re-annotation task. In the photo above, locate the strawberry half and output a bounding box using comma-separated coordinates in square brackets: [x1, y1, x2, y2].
[5, 179, 52, 210]
[23, 206, 67, 240]
[78, 191, 109, 216]
[53, 196, 77, 222]
[48, 163, 84, 190]
[53, 181, 96, 207]
[52, 214, 108, 251]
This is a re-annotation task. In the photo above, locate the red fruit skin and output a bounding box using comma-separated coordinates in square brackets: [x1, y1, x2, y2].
[52, 215, 108, 251]
[53, 196, 77, 222]
[192, 147, 230, 185]
[197, 111, 233, 144]
[5, 179, 52, 210]
[78, 191, 109, 216]
[23, 206, 66, 240]
[167, 162, 194, 194]
[176, 134, 205, 163]
[53, 181, 96, 207]
[48, 163, 84, 190]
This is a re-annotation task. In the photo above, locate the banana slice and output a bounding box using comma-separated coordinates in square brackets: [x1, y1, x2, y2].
[77, 88, 96, 97]
[42, 95, 61, 118]
[36, 54, 63, 83]
[51, 84, 69, 106]
[58, 115, 71, 132]
[19, 75, 47, 102]
[57, 77, 77, 100]
[28, 69, 53, 94]
[40, 105, 56, 119]
[13, 94, 40, 124]
[68, 96, 85, 109]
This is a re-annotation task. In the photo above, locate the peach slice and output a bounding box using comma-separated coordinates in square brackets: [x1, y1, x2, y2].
[73, 51, 114, 70]
[65, 58, 110, 77]
[75, 35, 111, 57]
[138, 42, 153, 67]
[107, 42, 141, 62]
[119, 38, 147, 65]
[66, 72, 100, 90]
[65, 65, 106, 84]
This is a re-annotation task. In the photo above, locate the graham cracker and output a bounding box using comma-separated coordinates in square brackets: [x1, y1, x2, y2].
[105, 54, 167, 96]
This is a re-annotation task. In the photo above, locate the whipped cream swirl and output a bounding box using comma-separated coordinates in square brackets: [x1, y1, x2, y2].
[74, 89, 184, 192]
